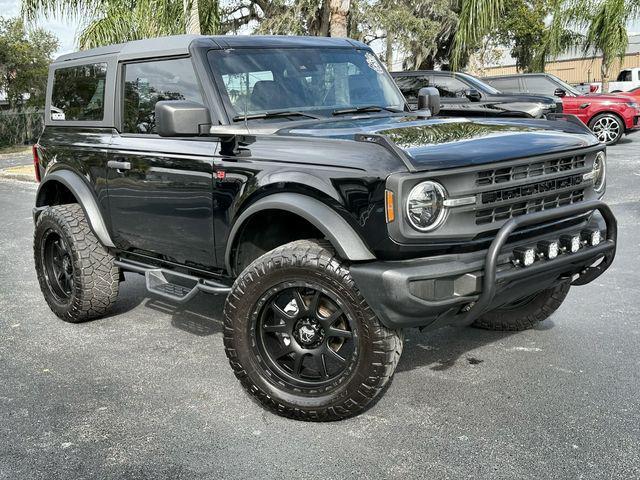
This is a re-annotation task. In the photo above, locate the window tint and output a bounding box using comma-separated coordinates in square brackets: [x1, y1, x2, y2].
[485, 77, 521, 93]
[523, 76, 557, 95]
[393, 75, 429, 104]
[616, 70, 631, 82]
[430, 75, 469, 98]
[122, 58, 203, 134]
[208, 48, 405, 116]
[51, 63, 107, 121]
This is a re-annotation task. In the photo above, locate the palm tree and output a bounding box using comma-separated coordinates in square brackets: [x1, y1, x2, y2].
[22, 0, 219, 49]
[578, 0, 640, 91]
[450, 0, 505, 70]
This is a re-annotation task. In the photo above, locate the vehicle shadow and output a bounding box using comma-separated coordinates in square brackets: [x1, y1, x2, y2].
[136, 279, 556, 373]
[397, 319, 555, 373]
[145, 293, 226, 337]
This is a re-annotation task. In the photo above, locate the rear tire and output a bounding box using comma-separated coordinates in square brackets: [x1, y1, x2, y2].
[472, 282, 570, 331]
[588, 113, 624, 145]
[34, 204, 120, 323]
[223, 240, 403, 421]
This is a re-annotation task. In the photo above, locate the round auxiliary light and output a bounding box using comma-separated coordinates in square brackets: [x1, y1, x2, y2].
[406, 181, 447, 232]
[593, 151, 606, 193]
[560, 234, 580, 253]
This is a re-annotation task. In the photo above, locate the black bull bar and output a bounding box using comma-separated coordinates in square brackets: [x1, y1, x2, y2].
[457, 200, 617, 324]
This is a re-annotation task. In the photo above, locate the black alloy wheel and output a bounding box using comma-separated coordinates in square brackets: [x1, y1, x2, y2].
[41, 230, 74, 303]
[223, 239, 404, 421]
[254, 283, 357, 389]
[34, 204, 120, 322]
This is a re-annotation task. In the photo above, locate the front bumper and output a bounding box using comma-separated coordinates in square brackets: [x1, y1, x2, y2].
[351, 201, 617, 330]
[625, 114, 640, 133]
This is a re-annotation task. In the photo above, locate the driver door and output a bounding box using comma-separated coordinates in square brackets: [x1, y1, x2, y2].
[107, 57, 219, 269]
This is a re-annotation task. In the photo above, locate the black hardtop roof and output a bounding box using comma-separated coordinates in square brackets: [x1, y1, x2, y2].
[390, 70, 473, 76]
[483, 73, 550, 79]
[54, 34, 369, 63]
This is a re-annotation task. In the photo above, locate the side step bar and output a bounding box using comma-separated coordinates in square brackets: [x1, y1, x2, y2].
[115, 258, 231, 304]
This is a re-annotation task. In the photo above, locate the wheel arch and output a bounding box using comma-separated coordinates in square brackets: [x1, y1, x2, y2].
[225, 192, 375, 275]
[35, 169, 115, 248]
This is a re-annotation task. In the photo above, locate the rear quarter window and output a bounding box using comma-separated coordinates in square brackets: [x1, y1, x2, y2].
[51, 63, 108, 121]
[485, 77, 520, 93]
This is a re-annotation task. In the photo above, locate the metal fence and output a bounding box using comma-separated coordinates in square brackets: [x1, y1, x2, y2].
[0, 109, 44, 148]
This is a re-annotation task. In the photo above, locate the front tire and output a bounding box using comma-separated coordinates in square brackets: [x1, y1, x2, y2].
[223, 240, 403, 421]
[588, 113, 624, 145]
[472, 282, 570, 331]
[34, 204, 120, 322]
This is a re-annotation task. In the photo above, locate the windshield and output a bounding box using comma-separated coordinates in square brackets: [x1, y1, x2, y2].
[456, 72, 501, 95]
[546, 74, 581, 96]
[208, 48, 406, 119]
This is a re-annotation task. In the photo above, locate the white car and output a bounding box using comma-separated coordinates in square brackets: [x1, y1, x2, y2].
[582, 68, 640, 93]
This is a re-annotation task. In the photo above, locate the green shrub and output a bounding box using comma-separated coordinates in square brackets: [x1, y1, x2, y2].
[0, 109, 44, 148]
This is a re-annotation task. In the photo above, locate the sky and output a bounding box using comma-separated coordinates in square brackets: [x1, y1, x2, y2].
[2, 0, 640, 58]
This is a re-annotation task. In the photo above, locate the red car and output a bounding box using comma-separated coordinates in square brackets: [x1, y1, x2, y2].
[483, 73, 640, 145]
[621, 86, 640, 99]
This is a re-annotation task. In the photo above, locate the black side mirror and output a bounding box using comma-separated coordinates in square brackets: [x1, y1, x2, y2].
[417, 87, 441, 116]
[466, 89, 482, 101]
[553, 88, 566, 98]
[155, 101, 212, 137]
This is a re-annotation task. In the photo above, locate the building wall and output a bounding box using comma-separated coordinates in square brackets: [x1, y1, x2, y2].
[483, 52, 640, 84]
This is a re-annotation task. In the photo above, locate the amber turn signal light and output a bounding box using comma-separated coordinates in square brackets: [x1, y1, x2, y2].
[385, 190, 395, 223]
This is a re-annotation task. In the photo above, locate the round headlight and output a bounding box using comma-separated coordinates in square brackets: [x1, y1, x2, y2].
[593, 151, 606, 193]
[406, 181, 446, 231]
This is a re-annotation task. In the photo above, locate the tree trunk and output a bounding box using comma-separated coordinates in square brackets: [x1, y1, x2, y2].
[385, 33, 393, 69]
[601, 55, 609, 93]
[329, 0, 350, 37]
[184, 0, 201, 35]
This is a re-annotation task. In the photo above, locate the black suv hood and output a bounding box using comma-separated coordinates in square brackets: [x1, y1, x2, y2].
[282, 115, 599, 171]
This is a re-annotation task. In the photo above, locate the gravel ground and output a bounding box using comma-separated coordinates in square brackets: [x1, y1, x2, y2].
[1, 138, 639, 479]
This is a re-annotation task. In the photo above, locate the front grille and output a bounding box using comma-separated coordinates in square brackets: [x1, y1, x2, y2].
[476, 155, 585, 186]
[481, 174, 584, 204]
[476, 189, 585, 225]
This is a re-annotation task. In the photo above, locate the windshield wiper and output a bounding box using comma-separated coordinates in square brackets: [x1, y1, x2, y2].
[332, 105, 403, 116]
[232, 110, 322, 121]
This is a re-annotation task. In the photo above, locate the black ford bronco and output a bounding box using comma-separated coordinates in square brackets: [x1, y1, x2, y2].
[33, 35, 616, 421]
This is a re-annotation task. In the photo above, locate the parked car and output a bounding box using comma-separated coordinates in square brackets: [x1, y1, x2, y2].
[33, 35, 617, 421]
[483, 73, 640, 145]
[580, 68, 640, 94]
[391, 70, 561, 118]
[619, 86, 640, 99]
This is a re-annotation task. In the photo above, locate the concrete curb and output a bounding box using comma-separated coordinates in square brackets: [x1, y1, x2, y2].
[0, 165, 36, 183]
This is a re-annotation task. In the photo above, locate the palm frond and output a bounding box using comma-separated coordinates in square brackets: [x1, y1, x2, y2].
[451, 0, 504, 70]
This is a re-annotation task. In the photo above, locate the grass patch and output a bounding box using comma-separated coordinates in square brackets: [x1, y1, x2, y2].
[0, 145, 31, 155]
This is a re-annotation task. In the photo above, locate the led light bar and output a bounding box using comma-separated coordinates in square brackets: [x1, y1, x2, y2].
[537, 240, 559, 260]
[513, 246, 536, 267]
[560, 234, 580, 253]
[581, 229, 601, 247]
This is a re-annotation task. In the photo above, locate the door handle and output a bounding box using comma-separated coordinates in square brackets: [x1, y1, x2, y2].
[107, 160, 131, 171]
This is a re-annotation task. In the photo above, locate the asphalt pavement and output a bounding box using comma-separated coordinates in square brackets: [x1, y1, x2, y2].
[1, 139, 639, 479]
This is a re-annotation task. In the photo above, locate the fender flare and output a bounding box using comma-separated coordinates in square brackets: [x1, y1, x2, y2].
[35, 169, 115, 248]
[225, 192, 375, 273]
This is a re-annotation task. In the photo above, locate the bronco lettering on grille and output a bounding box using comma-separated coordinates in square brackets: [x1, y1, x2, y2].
[481, 174, 584, 204]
